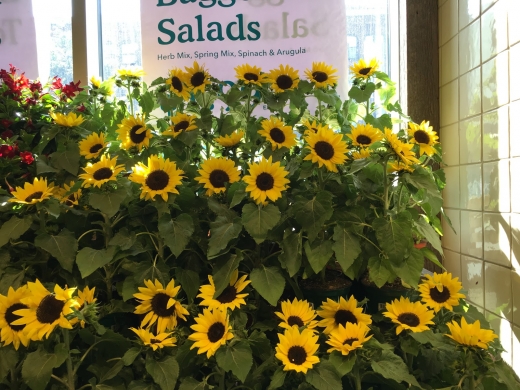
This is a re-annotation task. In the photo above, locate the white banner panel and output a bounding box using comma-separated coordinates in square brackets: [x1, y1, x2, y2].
[140, 0, 348, 97]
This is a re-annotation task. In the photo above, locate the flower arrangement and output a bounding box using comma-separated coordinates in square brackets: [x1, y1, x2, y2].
[0, 61, 518, 390]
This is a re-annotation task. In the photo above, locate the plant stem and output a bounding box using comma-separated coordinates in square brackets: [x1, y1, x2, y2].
[77, 229, 104, 243]
[219, 369, 225, 390]
[318, 97, 323, 122]
[63, 329, 75, 390]
[51, 374, 69, 388]
[351, 367, 362, 390]
[10, 368, 18, 390]
[382, 160, 389, 215]
[127, 83, 134, 115]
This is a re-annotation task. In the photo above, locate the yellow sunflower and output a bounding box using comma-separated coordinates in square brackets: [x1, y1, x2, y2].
[116, 115, 152, 151]
[326, 322, 373, 355]
[70, 286, 96, 328]
[242, 156, 290, 204]
[56, 181, 82, 206]
[304, 62, 338, 88]
[317, 296, 372, 335]
[347, 123, 384, 147]
[275, 326, 319, 374]
[259, 117, 297, 150]
[79, 132, 108, 159]
[408, 120, 439, 156]
[130, 328, 177, 351]
[184, 61, 211, 93]
[418, 272, 466, 313]
[214, 130, 245, 147]
[267, 64, 299, 93]
[134, 279, 189, 333]
[90, 76, 101, 88]
[13, 280, 77, 341]
[384, 128, 420, 166]
[387, 161, 414, 173]
[304, 127, 348, 172]
[235, 64, 268, 86]
[117, 68, 145, 80]
[383, 297, 435, 335]
[197, 269, 250, 311]
[79, 155, 125, 188]
[349, 58, 379, 79]
[163, 112, 198, 138]
[9, 177, 54, 205]
[50, 111, 85, 127]
[275, 298, 318, 330]
[351, 148, 372, 160]
[165, 68, 190, 100]
[446, 317, 498, 349]
[129, 155, 184, 202]
[0, 285, 31, 350]
[188, 308, 234, 358]
[194, 157, 240, 196]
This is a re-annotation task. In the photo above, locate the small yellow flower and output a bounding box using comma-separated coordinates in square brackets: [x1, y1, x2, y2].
[383, 297, 434, 335]
[50, 112, 85, 127]
[215, 130, 245, 147]
[130, 328, 176, 351]
[9, 177, 54, 205]
[349, 58, 379, 79]
[117, 68, 145, 80]
[446, 317, 497, 349]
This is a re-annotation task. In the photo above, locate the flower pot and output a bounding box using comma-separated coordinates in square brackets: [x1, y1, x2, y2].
[299, 269, 353, 309]
[361, 277, 410, 314]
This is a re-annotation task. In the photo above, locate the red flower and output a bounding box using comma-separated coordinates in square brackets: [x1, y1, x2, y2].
[0, 145, 18, 158]
[1, 130, 14, 140]
[19, 151, 34, 165]
[62, 80, 83, 98]
[30, 81, 42, 92]
[52, 76, 63, 90]
[0, 119, 12, 129]
[77, 104, 86, 112]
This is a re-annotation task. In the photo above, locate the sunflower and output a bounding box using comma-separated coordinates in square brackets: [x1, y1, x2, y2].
[163, 112, 198, 138]
[116, 115, 152, 151]
[79, 155, 125, 188]
[117, 68, 145, 80]
[351, 148, 372, 160]
[56, 181, 82, 206]
[79, 132, 108, 159]
[258, 117, 296, 150]
[387, 161, 414, 173]
[349, 58, 379, 79]
[50, 111, 85, 127]
[384, 128, 420, 166]
[129, 155, 184, 202]
[188, 308, 234, 358]
[304, 127, 348, 172]
[235, 64, 268, 86]
[242, 156, 290, 204]
[267, 64, 299, 93]
[275, 298, 318, 330]
[130, 328, 177, 351]
[408, 120, 439, 156]
[165, 68, 190, 100]
[304, 62, 338, 88]
[9, 177, 54, 205]
[134, 279, 189, 333]
[214, 130, 245, 147]
[326, 322, 373, 355]
[317, 296, 372, 335]
[418, 272, 466, 312]
[347, 123, 383, 147]
[383, 297, 435, 335]
[90, 76, 101, 88]
[446, 317, 498, 349]
[197, 270, 250, 311]
[195, 157, 240, 196]
[184, 61, 211, 93]
[275, 326, 319, 374]
[70, 286, 96, 328]
[0, 285, 31, 350]
[13, 280, 77, 341]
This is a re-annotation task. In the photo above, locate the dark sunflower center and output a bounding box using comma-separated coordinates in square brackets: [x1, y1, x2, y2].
[244, 72, 259, 81]
[287, 346, 307, 365]
[146, 170, 170, 191]
[129, 125, 147, 144]
[413, 130, 430, 144]
[312, 71, 328, 83]
[270, 128, 286, 143]
[66, 194, 77, 206]
[25, 191, 43, 202]
[356, 135, 372, 145]
[287, 316, 304, 327]
[207, 322, 225, 343]
[275, 75, 293, 90]
[334, 309, 358, 326]
[343, 337, 359, 346]
[191, 72, 206, 87]
[150, 338, 161, 344]
[209, 169, 230, 189]
[174, 120, 190, 132]
[171, 76, 183, 92]
[358, 67, 372, 76]
[397, 312, 420, 327]
[36, 295, 65, 324]
[151, 292, 176, 317]
[217, 285, 237, 303]
[429, 286, 451, 303]
[5, 302, 27, 331]
[93, 167, 113, 181]
[314, 141, 334, 160]
[89, 144, 103, 154]
[255, 172, 274, 191]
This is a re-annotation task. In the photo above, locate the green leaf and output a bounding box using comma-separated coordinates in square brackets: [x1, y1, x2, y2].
[305, 363, 342, 390]
[100, 360, 124, 383]
[348, 83, 376, 103]
[0, 348, 18, 382]
[216, 340, 253, 383]
[22, 348, 57, 390]
[372, 211, 413, 264]
[328, 352, 355, 377]
[122, 347, 142, 366]
[242, 203, 281, 244]
[36, 158, 58, 174]
[292, 192, 333, 242]
[34, 229, 78, 272]
[0, 215, 32, 248]
[494, 360, 520, 389]
[208, 216, 242, 258]
[250, 266, 285, 306]
[304, 240, 333, 274]
[53, 343, 68, 368]
[122, 276, 137, 302]
[158, 213, 194, 257]
[145, 355, 179, 390]
[370, 350, 420, 387]
[0, 268, 25, 294]
[391, 248, 424, 288]
[76, 246, 116, 278]
[140, 91, 155, 113]
[88, 187, 127, 218]
[212, 253, 242, 298]
[176, 268, 200, 303]
[368, 256, 393, 288]
[179, 378, 206, 390]
[366, 113, 393, 131]
[404, 166, 441, 197]
[51, 146, 80, 175]
[127, 380, 158, 390]
[278, 230, 302, 277]
[109, 228, 136, 251]
[414, 217, 443, 255]
[267, 368, 286, 389]
[332, 225, 361, 272]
